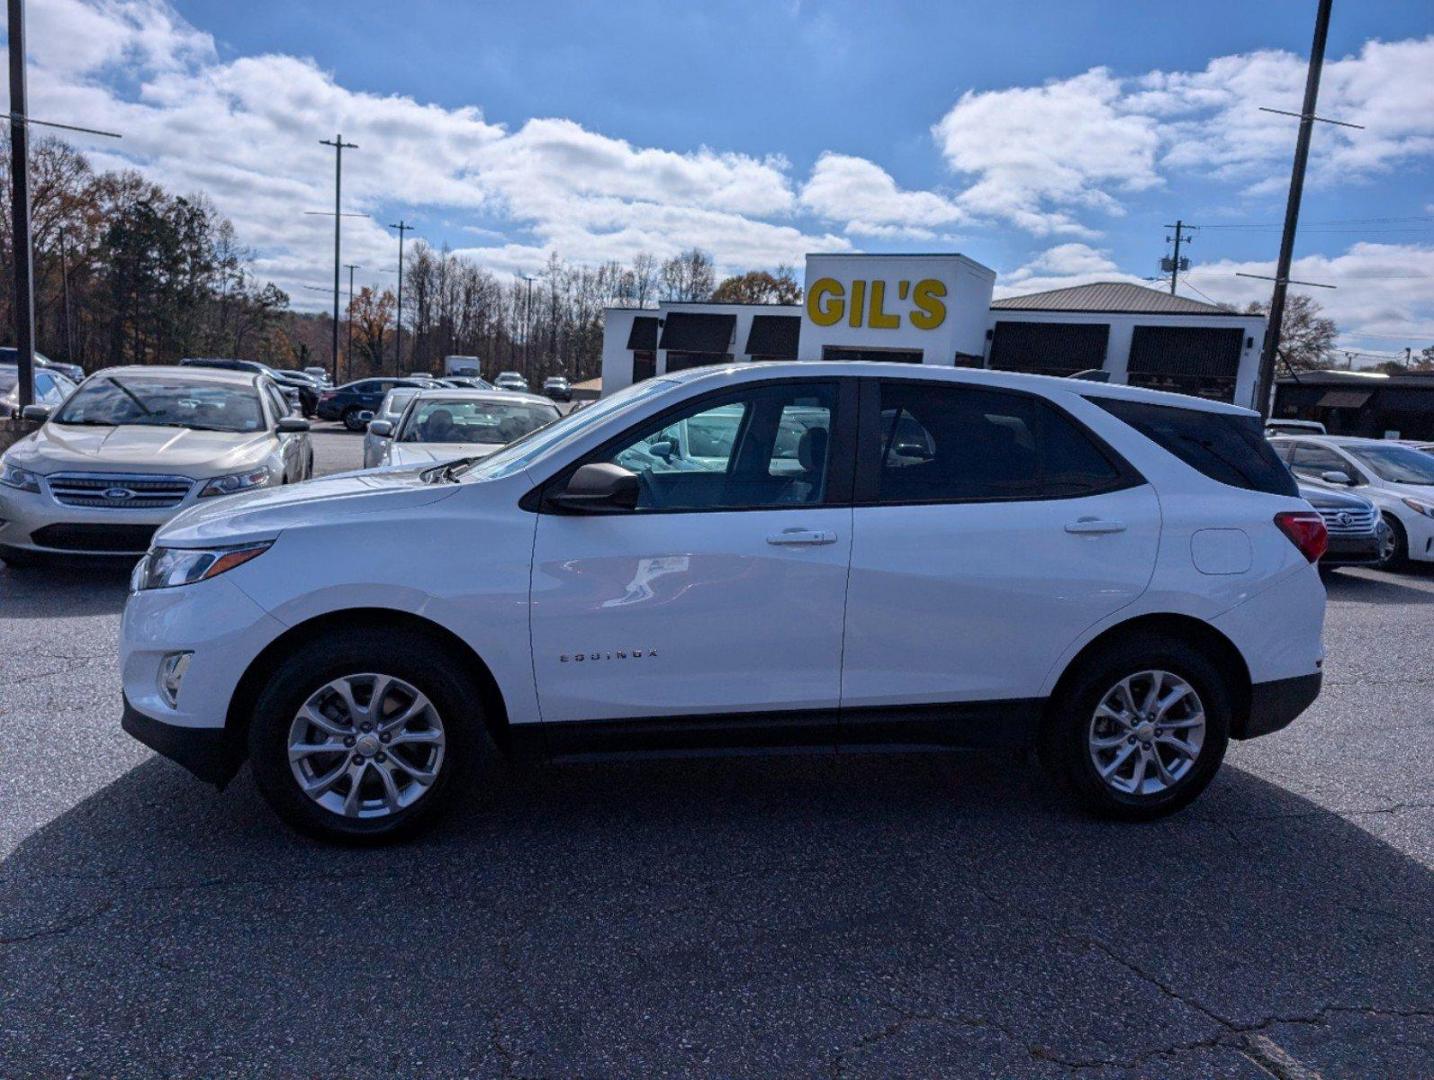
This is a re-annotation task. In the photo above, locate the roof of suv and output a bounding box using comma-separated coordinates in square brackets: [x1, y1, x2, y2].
[661, 361, 1256, 417]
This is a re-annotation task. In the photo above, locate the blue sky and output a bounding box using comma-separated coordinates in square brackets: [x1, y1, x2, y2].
[20, 1, 1434, 361]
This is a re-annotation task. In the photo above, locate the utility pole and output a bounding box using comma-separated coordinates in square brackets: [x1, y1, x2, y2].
[319, 134, 358, 386]
[1254, 0, 1334, 418]
[58, 227, 74, 365]
[8, 0, 36, 409]
[521, 273, 536, 378]
[1163, 220, 1193, 295]
[344, 263, 359, 382]
[388, 220, 413, 371]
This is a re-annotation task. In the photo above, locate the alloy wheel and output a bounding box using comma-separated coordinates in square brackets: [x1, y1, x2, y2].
[287, 672, 446, 819]
[1088, 670, 1205, 797]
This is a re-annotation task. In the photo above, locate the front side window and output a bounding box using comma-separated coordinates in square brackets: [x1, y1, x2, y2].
[597, 382, 838, 511]
[1345, 443, 1434, 484]
[870, 382, 1126, 504]
[1290, 443, 1355, 479]
[55, 376, 265, 433]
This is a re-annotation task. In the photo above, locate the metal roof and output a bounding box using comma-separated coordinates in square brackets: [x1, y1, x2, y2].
[991, 281, 1234, 316]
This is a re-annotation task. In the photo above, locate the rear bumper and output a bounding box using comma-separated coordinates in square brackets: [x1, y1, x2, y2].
[1234, 671, 1322, 740]
[122, 695, 240, 787]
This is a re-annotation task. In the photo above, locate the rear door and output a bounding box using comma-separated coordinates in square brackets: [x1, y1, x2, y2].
[840, 378, 1160, 740]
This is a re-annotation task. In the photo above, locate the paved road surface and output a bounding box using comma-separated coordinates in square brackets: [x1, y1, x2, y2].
[1, 426, 1429, 1076]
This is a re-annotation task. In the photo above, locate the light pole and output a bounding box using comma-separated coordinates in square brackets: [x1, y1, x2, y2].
[521, 273, 537, 379]
[344, 263, 360, 382]
[319, 134, 358, 385]
[388, 220, 413, 371]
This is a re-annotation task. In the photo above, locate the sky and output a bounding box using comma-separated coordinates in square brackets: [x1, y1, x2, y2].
[12, 0, 1434, 363]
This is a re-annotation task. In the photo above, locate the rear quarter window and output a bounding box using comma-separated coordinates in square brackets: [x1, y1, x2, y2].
[1092, 397, 1298, 497]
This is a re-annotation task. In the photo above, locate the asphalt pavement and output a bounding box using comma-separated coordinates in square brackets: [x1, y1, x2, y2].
[1, 424, 1429, 1077]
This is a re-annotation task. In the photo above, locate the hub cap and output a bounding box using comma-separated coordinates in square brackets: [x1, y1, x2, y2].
[1088, 670, 1205, 797]
[287, 673, 445, 819]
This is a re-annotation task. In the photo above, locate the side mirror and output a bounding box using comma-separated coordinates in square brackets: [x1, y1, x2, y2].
[1321, 470, 1354, 486]
[546, 463, 640, 513]
[20, 404, 51, 423]
[276, 417, 311, 433]
[368, 419, 393, 438]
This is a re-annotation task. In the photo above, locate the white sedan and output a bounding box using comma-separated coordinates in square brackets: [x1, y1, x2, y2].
[368, 389, 559, 469]
[0, 365, 312, 564]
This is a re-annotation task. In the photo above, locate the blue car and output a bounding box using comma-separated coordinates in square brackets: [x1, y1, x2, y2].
[315, 377, 440, 430]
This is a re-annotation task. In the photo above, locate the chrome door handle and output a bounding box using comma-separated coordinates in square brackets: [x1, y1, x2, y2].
[1065, 518, 1126, 535]
[767, 528, 837, 546]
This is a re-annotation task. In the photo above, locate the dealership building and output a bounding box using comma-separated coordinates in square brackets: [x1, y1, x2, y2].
[601, 253, 1268, 408]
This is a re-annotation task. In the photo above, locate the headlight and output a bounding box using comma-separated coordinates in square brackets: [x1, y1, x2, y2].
[198, 468, 271, 498]
[1402, 497, 1434, 519]
[0, 459, 41, 492]
[137, 542, 272, 590]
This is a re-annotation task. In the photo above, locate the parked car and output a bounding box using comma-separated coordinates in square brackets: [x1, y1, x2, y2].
[118, 362, 1326, 842]
[1271, 435, 1434, 567]
[367, 390, 560, 468]
[1297, 481, 1392, 568]
[179, 358, 305, 415]
[315, 377, 438, 430]
[542, 376, 572, 402]
[362, 387, 423, 468]
[0, 365, 311, 564]
[303, 366, 333, 387]
[0, 348, 84, 406]
[1, 363, 77, 418]
[1265, 419, 1326, 436]
[493, 370, 528, 392]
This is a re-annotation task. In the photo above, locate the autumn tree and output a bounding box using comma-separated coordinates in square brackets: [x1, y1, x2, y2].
[711, 266, 802, 305]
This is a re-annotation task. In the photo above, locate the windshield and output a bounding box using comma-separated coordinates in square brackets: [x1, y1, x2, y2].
[0, 367, 17, 395]
[55, 375, 265, 432]
[400, 398, 559, 443]
[459, 378, 676, 481]
[1345, 444, 1434, 484]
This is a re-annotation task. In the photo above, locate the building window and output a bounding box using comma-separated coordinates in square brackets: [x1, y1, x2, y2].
[632, 350, 656, 382]
[822, 346, 923, 364]
[1125, 326, 1243, 403]
[989, 321, 1109, 377]
[665, 352, 733, 373]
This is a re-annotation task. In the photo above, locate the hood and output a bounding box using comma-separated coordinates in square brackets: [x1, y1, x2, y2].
[386, 441, 503, 466]
[156, 467, 459, 547]
[1298, 483, 1373, 511]
[14, 423, 272, 475]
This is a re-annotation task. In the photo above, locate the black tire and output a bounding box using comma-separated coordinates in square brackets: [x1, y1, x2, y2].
[342, 406, 366, 432]
[247, 629, 483, 844]
[1039, 635, 1231, 821]
[1381, 515, 1410, 570]
[0, 545, 48, 569]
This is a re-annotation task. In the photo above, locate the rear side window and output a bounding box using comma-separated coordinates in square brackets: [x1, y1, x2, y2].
[869, 382, 1129, 503]
[1093, 397, 1297, 496]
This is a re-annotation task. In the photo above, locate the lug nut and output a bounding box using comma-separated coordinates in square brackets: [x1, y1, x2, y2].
[1142, 742, 1153, 751]
[376, 752, 387, 763]
[352, 754, 364, 765]
[1127, 736, 1136, 744]
[360, 722, 373, 733]
[379, 733, 391, 744]
[344, 736, 355, 747]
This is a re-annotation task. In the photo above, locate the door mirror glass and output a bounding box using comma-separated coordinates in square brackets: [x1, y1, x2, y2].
[367, 419, 393, 438]
[357, 410, 374, 423]
[276, 416, 311, 433]
[548, 463, 640, 512]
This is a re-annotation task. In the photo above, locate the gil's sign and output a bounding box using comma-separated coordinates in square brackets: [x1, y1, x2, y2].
[806, 277, 947, 331]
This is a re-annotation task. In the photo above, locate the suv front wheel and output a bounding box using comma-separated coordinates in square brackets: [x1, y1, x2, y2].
[1040, 636, 1231, 820]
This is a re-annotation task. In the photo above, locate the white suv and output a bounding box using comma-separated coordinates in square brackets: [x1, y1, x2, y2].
[120, 363, 1327, 842]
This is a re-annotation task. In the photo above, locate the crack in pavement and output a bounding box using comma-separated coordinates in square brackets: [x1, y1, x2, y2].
[0, 901, 113, 945]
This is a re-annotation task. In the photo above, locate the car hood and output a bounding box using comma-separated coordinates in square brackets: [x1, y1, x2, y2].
[1298, 483, 1373, 510]
[386, 441, 503, 466]
[156, 467, 459, 547]
[13, 423, 273, 475]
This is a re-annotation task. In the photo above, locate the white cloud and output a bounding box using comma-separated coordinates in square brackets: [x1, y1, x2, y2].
[799, 152, 966, 239]
[994, 243, 1150, 299]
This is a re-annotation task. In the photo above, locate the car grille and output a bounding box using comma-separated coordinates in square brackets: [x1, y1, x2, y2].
[31, 523, 157, 553]
[1316, 506, 1377, 535]
[46, 472, 194, 509]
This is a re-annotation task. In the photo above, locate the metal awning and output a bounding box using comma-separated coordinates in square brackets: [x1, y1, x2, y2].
[625, 316, 659, 351]
[658, 312, 735, 353]
[1316, 390, 1373, 409]
[744, 314, 801, 359]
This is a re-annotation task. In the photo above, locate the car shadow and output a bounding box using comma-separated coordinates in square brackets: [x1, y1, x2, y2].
[2, 750, 1429, 1076]
[0, 559, 133, 617]
[1322, 565, 1434, 605]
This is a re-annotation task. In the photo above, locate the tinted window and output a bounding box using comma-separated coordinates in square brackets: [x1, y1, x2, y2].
[1345, 443, 1434, 484]
[350, 381, 376, 394]
[262, 382, 290, 421]
[1290, 443, 1353, 478]
[872, 382, 1125, 503]
[599, 382, 837, 511]
[1094, 397, 1297, 496]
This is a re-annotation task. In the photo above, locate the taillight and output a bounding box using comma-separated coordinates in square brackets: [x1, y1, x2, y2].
[1274, 511, 1328, 563]
[319, 390, 335, 401]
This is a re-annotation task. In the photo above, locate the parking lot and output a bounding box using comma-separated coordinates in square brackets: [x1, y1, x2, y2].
[1, 423, 1430, 1078]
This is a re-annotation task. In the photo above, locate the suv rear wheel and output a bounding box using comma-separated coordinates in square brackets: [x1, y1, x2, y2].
[1040, 636, 1230, 820]
[248, 630, 481, 843]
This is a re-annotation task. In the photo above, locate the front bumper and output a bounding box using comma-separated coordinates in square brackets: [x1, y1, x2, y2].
[1234, 671, 1323, 740]
[1322, 532, 1383, 567]
[0, 483, 195, 556]
[123, 695, 240, 786]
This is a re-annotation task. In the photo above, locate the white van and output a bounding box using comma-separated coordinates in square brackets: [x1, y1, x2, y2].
[443, 355, 482, 378]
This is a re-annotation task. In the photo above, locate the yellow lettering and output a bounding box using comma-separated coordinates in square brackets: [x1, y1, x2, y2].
[910, 279, 947, 330]
[848, 280, 866, 328]
[807, 278, 844, 326]
[868, 281, 899, 329]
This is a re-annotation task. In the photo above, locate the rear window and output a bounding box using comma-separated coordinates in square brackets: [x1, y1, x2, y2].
[1092, 397, 1297, 496]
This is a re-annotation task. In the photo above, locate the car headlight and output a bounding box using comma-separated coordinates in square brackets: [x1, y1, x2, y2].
[198, 468, 271, 498]
[1402, 497, 1434, 519]
[137, 542, 272, 590]
[0, 459, 41, 492]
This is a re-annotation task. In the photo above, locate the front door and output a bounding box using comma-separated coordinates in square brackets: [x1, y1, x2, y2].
[840, 379, 1160, 742]
[530, 379, 855, 741]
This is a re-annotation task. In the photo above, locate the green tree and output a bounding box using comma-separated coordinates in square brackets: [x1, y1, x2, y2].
[711, 266, 802, 304]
